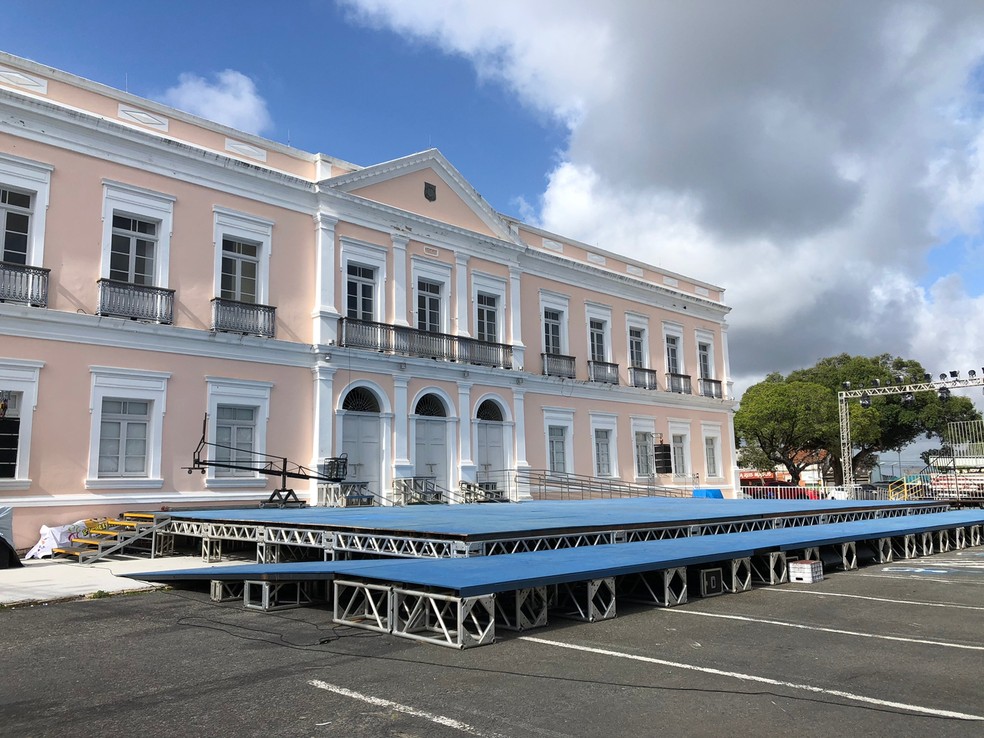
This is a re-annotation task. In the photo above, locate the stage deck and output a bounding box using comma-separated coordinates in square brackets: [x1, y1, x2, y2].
[135, 509, 984, 597]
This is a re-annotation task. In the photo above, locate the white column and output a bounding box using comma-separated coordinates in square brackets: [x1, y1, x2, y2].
[512, 384, 531, 500]
[313, 212, 338, 345]
[458, 380, 475, 483]
[393, 375, 413, 477]
[392, 233, 409, 326]
[509, 266, 525, 369]
[455, 253, 470, 337]
[311, 364, 336, 504]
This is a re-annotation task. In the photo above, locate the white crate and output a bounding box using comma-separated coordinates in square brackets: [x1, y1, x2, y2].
[788, 560, 823, 583]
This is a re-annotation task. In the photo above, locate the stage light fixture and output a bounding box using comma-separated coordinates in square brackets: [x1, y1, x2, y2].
[950, 370, 959, 378]
[842, 381, 851, 389]
[924, 373, 932, 382]
[860, 394, 871, 408]
[940, 373, 948, 381]
[939, 387, 951, 400]
[970, 370, 977, 378]
[871, 379, 880, 387]
[902, 392, 915, 405]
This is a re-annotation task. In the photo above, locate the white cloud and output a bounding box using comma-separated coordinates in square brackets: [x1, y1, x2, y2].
[159, 70, 272, 135]
[344, 0, 984, 406]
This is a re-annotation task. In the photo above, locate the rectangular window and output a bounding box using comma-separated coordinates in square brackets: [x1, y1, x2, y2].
[1, 187, 31, 265]
[110, 214, 157, 285]
[0, 391, 21, 479]
[671, 433, 686, 476]
[705, 436, 718, 477]
[629, 328, 645, 367]
[635, 431, 654, 476]
[589, 319, 606, 362]
[544, 309, 562, 354]
[666, 335, 680, 374]
[548, 425, 567, 473]
[346, 263, 375, 321]
[215, 405, 256, 477]
[98, 399, 149, 477]
[594, 428, 612, 477]
[699, 342, 712, 378]
[221, 237, 259, 303]
[417, 279, 441, 332]
[477, 293, 498, 343]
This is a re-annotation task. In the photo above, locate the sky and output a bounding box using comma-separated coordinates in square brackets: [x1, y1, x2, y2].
[4, 0, 984, 454]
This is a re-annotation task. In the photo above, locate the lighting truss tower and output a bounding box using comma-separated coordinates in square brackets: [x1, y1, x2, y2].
[839, 374, 984, 487]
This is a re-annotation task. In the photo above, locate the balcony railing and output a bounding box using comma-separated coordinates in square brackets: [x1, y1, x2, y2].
[211, 297, 276, 338]
[338, 318, 512, 367]
[588, 360, 620, 385]
[629, 366, 659, 390]
[97, 279, 174, 324]
[0, 261, 49, 307]
[542, 352, 576, 379]
[666, 372, 692, 394]
[699, 377, 724, 399]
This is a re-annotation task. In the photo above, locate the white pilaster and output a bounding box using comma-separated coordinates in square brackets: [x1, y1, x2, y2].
[392, 233, 409, 326]
[512, 384, 531, 499]
[393, 374, 413, 477]
[509, 266, 526, 369]
[455, 253, 470, 337]
[313, 212, 339, 345]
[458, 380, 475, 483]
[312, 364, 336, 503]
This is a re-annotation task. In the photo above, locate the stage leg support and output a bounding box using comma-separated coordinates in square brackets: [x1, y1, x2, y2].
[617, 567, 687, 607]
[495, 587, 549, 631]
[751, 552, 788, 584]
[555, 577, 617, 622]
[244, 580, 324, 611]
[391, 587, 495, 649]
[333, 579, 392, 633]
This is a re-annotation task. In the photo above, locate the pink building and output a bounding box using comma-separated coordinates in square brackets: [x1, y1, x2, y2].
[0, 53, 736, 549]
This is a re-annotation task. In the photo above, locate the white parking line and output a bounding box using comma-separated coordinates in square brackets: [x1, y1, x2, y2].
[308, 680, 505, 737]
[764, 588, 984, 611]
[661, 610, 984, 651]
[520, 637, 984, 722]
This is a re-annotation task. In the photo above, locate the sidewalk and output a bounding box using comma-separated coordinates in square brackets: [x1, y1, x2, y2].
[1, 555, 220, 606]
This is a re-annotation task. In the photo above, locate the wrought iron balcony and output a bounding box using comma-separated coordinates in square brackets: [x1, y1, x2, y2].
[211, 297, 276, 338]
[0, 261, 49, 307]
[699, 377, 724, 399]
[666, 372, 692, 394]
[629, 366, 659, 390]
[338, 318, 513, 367]
[588, 360, 620, 385]
[542, 352, 576, 379]
[97, 279, 174, 324]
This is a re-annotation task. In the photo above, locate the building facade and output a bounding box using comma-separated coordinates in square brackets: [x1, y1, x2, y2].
[0, 53, 736, 548]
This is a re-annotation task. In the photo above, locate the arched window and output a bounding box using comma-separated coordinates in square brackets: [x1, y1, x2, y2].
[476, 399, 503, 422]
[342, 387, 381, 413]
[414, 393, 447, 417]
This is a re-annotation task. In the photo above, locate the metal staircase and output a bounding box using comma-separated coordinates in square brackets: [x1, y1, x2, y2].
[52, 512, 170, 565]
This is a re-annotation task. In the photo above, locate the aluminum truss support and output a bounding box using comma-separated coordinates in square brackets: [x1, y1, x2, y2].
[554, 578, 617, 622]
[617, 567, 687, 607]
[891, 534, 919, 559]
[244, 580, 326, 611]
[819, 542, 857, 571]
[729, 557, 753, 592]
[210, 580, 245, 602]
[392, 588, 496, 649]
[935, 529, 952, 553]
[333, 580, 392, 634]
[968, 525, 982, 547]
[751, 552, 788, 584]
[495, 587, 549, 631]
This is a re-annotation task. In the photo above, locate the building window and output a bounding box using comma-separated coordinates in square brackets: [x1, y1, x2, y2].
[699, 341, 712, 378]
[548, 425, 567, 473]
[97, 399, 149, 477]
[705, 436, 718, 478]
[666, 335, 680, 374]
[221, 237, 259, 303]
[544, 309, 563, 355]
[346, 263, 375, 321]
[1, 187, 31, 265]
[110, 214, 157, 285]
[589, 319, 607, 362]
[477, 293, 498, 342]
[635, 431, 654, 476]
[594, 429, 612, 477]
[214, 406, 255, 477]
[629, 328, 645, 367]
[0, 360, 43, 490]
[417, 279, 442, 332]
[672, 433, 687, 476]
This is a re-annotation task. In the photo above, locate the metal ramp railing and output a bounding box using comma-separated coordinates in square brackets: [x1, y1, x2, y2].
[516, 469, 691, 501]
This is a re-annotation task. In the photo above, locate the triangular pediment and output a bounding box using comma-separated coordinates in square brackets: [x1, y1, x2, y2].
[322, 149, 518, 243]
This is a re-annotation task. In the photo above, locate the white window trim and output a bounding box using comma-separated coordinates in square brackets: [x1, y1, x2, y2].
[696, 329, 715, 379]
[702, 422, 724, 481]
[472, 271, 507, 343]
[86, 367, 170, 489]
[663, 321, 685, 375]
[668, 419, 691, 479]
[205, 377, 273, 489]
[102, 180, 174, 287]
[589, 412, 619, 478]
[540, 290, 570, 355]
[542, 407, 574, 474]
[0, 358, 44, 490]
[585, 302, 613, 362]
[339, 236, 388, 323]
[213, 206, 274, 304]
[0, 153, 52, 267]
[626, 313, 650, 368]
[411, 257, 453, 333]
[630, 416, 656, 481]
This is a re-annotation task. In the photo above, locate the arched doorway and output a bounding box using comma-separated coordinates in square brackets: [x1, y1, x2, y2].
[414, 393, 449, 490]
[475, 399, 507, 484]
[340, 386, 382, 494]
